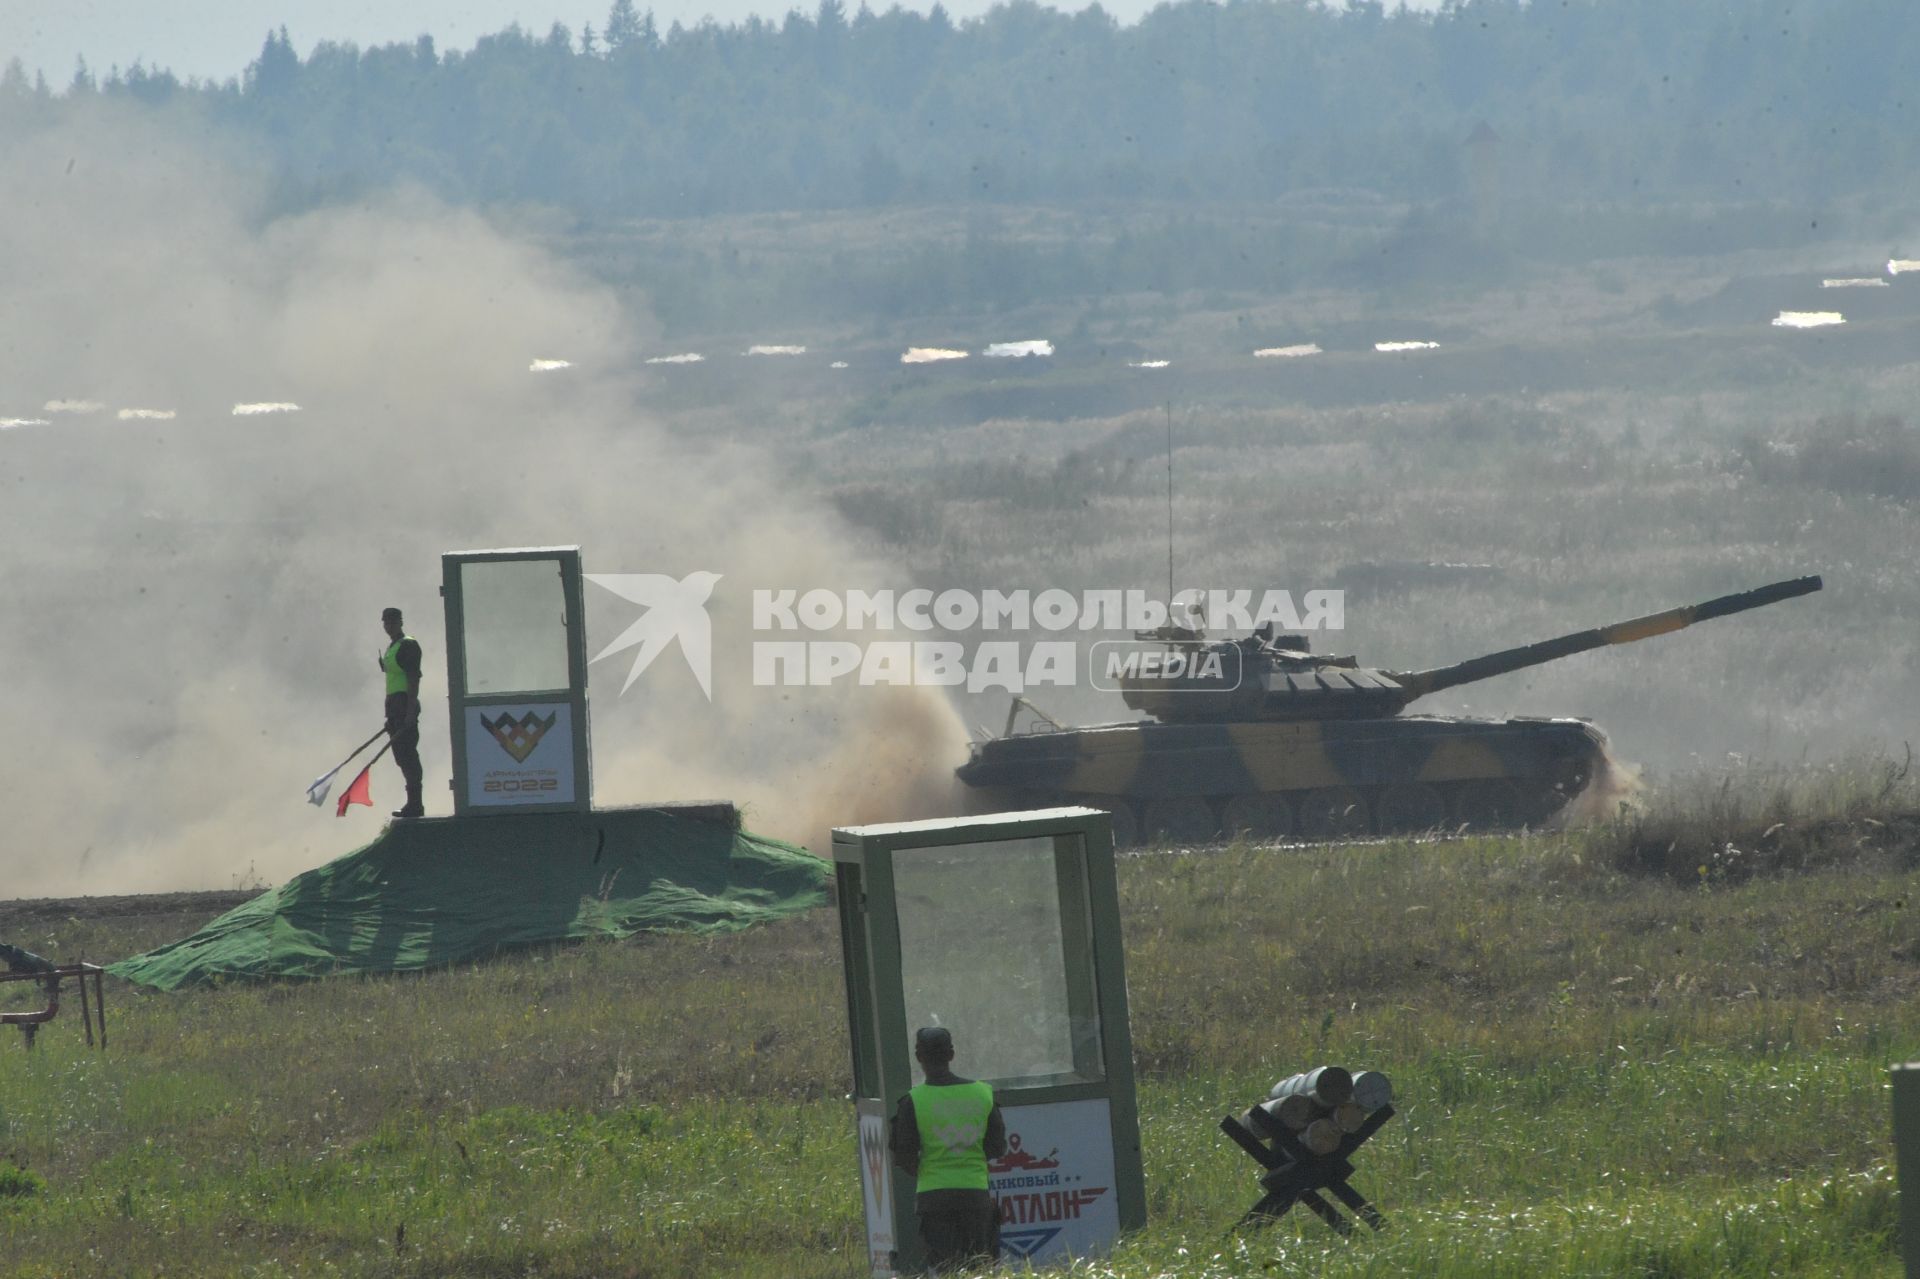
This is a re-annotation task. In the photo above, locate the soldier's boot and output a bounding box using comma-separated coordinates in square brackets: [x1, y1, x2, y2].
[394, 782, 425, 819]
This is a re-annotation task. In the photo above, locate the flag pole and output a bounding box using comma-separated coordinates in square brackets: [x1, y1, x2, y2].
[335, 741, 394, 817]
[307, 726, 390, 806]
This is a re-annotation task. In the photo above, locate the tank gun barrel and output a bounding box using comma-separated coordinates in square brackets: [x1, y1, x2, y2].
[1389, 575, 1823, 701]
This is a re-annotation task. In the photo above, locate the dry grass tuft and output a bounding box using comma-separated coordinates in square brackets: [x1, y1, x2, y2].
[1591, 751, 1920, 884]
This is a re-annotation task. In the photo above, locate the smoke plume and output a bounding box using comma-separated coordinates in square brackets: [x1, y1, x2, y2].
[0, 104, 967, 899]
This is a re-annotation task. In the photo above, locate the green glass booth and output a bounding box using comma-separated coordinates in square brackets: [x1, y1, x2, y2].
[833, 808, 1146, 1275]
[441, 547, 592, 816]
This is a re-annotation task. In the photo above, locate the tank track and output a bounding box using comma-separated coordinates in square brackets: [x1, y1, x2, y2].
[1073, 776, 1583, 847]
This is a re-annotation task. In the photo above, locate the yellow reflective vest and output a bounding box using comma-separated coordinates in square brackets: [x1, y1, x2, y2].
[382, 636, 417, 696]
[910, 1080, 995, 1192]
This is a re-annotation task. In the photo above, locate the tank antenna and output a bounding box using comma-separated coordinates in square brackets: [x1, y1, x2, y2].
[1165, 402, 1175, 616]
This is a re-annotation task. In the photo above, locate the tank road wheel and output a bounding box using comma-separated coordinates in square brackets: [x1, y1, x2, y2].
[1085, 798, 1140, 849]
[1451, 779, 1526, 831]
[1141, 797, 1220, 846]
[1375, 782, 1449, 835]
[1514, 782, 1570, 827]
[1221, 793, 1294, 845]
[1294, 786, 1371, 841]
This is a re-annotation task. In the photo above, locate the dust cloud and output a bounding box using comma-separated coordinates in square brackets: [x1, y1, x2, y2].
[0, 104, 967, 900]
[1553, 741, 1645, 828]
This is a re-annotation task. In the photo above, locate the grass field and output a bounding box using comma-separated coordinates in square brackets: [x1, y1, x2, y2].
[4, 761, 1919, 1277]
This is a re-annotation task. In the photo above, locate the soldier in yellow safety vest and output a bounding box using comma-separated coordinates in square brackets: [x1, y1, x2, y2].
[379, 607, 425, 819]
[889, 1027, 1007, 1273]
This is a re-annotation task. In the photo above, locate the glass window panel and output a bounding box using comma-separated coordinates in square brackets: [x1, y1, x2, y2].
[893, 835, 1104, 1088]
[461, 559, 570, 694]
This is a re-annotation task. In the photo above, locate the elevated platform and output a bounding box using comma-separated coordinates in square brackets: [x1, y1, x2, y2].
[110, 804, 826, 991]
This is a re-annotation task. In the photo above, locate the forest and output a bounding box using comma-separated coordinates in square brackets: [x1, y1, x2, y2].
[3, 0, 1910, 221]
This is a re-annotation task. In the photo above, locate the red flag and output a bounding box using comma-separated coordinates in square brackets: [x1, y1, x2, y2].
[336, 760, 375, 817]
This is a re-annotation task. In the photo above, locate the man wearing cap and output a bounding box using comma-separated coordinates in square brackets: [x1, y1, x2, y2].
[379, 607, 425, 819]
[889, 1027, 1007, 1273]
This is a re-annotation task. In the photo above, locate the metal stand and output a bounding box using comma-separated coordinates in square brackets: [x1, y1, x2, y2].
[1220, 1103, 1394, 1235]
[1, 963, 108, 1051]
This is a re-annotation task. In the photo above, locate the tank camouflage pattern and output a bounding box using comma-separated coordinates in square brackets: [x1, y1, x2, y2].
[957, 576, 1822, 845]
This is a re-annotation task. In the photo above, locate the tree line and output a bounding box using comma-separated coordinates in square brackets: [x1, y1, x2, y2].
[4, 0, 1912, 220]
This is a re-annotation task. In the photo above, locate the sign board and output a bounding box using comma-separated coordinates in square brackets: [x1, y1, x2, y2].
[991, 1099, 1120, 1264]
[461, 702, 577, 807]
[856, 1099, 899, 1278]
[442, 548, 592, 816]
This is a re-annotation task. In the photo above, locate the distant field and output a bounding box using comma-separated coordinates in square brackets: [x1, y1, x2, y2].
[805, 391, 1916, 779]
[586, 216, 1920, 781]
[2, 764, 1917, 1277]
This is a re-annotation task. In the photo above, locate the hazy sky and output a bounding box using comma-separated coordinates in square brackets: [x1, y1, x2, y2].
[3, 0, 1428, 85]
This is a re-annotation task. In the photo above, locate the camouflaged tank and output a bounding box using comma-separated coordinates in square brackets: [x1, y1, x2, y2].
[957, 576, 1822, 845]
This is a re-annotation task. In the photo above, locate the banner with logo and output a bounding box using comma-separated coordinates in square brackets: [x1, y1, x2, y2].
[463, 702, 576, 807]
[989, 1098, 1120, 1264]
[855, 1099, 898, 1278]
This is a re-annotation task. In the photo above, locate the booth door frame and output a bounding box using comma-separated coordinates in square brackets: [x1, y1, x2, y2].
[441, 546, 593, 816]
[833, 808, 1146, 1274]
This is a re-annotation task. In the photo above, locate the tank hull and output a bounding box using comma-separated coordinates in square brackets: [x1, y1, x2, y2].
[956, 715, 1607, 845]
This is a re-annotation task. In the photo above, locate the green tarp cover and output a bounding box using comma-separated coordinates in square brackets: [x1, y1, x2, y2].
[110, 806, 829, 991]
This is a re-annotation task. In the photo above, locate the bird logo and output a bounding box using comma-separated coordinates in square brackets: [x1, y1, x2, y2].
[585, 571, 722, 699]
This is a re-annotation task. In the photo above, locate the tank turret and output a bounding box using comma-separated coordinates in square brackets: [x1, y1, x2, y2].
[1119, 576, 1822, 723]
